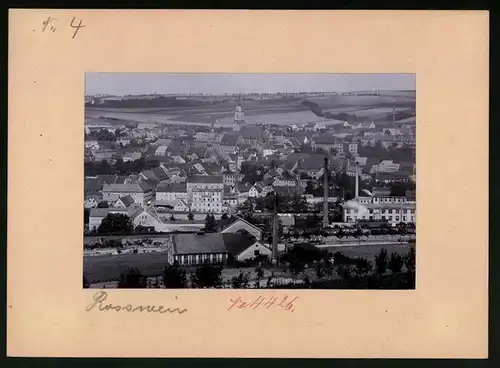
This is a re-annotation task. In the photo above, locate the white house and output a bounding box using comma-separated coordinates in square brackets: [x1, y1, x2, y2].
[377, 160, 401, 173]
[156, 183, 188, 202]
[117, 137, 131, 146]
[220, 217, 263, 240]
[191, 188, 223, 214]
[123, 152, 141, 162]
[84, 194, 101, 209]
[186, 175, 224, 200]
[314, 123, 326, 131]
[248, 183, 263, 198]
[84, 140, 99, 150]
[155, 145, 168, 156]
[231, 239, 272, 261]
[113, 195, 136, 208]
[343, 199, 416, 225]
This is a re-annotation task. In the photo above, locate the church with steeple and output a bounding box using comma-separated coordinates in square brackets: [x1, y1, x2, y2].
[232, 94, 245, 131]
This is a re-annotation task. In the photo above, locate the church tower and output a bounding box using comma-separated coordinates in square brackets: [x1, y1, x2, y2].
[233, 94, 245, 131]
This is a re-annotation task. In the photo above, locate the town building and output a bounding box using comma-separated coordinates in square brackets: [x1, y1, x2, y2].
[219, 216, 263, 240]
[232, 95, 245, 132]
[113, 195, 136, 208]
[155, 183, 188, 202]
[191, 188, 223, 213]
[342, 164, 416, 225]
[186, 175, 224, 199]
[101, 183, 153, 205]
[169, 232, 270, 266]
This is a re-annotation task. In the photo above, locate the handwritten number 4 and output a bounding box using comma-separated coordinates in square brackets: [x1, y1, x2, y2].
[70, 17, 85, 39]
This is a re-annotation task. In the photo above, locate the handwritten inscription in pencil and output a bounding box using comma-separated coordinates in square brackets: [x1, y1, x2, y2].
[38, 16, 85, 39]
[228, 295, 298, 312]
[85, 291, 188, 314]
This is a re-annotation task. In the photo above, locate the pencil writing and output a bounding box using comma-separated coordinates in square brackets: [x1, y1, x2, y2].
[85, 291, 188, 314]
[39, 15, 85, 39]
[228, 295, 298, 312]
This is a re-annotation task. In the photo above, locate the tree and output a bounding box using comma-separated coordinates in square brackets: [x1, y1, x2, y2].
[405, 247, 416, 272]
[388, 253, 404, 274]
[255, 266, 264, 284]
[375, 248, 388, 275]
[97, 201, 109, 208]
[289, 256, 305, 278]
[305, 180, 314, 195]
[231, 271, 250, 289]
[83, 275, 90, 288]
[187, 212, 194, 221]
[97, 213, 133, 234]
[118, 268, 147, 288]
[336, 227, 345, 239]
[237, 199, 253, 216]
[337, 264, 353, 280]
[204, 214, 217, 232]
[355, 257, 372, 276]
[397, 222, 407, 241]
[305, 213, 320, 229]
[290, 195, 308, 213]
[191, 262, 223, 288]
[163, 261, 187, 288]
[266, 274, 275, 288]
[221, 213, 228, 220]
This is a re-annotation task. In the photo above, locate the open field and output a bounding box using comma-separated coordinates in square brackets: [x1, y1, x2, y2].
[307, 94, 415, 110]
[85, 90, 416, 126]
[350, 107, 411, 117]
[84, 250, 173, 283]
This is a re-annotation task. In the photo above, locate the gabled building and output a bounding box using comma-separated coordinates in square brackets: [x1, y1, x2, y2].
[102, 182, 153, 205]
[219, 216, 263, 240]
[113, 195, 136, 208]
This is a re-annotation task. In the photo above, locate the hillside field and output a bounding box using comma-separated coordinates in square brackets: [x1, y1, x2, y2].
[85, 91, 416, 126]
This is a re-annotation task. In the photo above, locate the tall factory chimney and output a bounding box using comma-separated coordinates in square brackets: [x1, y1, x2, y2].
[355, 161, 359, 200]
[272, 192, 279, 263]
[323, 157, 329, 229]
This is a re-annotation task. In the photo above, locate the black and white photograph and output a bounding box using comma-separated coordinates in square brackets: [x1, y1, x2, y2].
[83, 73, 416, 289]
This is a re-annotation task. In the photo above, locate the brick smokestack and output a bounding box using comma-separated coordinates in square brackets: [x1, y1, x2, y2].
[323, 157, 329, 228]
[272, 192, 279, 263]
[355, 161, 359, 199]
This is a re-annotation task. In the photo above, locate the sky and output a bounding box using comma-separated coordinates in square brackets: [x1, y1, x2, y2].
[85, 73, 415, 96]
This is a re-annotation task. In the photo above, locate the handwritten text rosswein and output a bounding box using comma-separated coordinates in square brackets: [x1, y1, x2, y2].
[85, 291, 188, 314]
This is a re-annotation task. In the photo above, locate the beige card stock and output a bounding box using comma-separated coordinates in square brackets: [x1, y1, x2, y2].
[8, 10, 489, 358]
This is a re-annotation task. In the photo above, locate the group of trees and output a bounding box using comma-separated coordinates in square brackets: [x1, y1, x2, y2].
[240, 162, 265, 185]
[85, 128, 127, 142]
[96, 213, 134, 234]
[238, 193, 308, 215]
[358, 142, 414, 163]
[114, 261, 225, 289]
[272, 247, 416, 290]
[84, 157, 158, 176]
[203, 214, 217, 232]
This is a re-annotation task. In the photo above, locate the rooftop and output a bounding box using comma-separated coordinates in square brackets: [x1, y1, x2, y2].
[187, 175, 223, 184]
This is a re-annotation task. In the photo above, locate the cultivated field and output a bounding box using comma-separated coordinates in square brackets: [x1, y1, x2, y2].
[85, 91, 416, 127]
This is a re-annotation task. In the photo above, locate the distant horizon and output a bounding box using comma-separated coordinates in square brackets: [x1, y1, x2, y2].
[85, 73, 416, 96]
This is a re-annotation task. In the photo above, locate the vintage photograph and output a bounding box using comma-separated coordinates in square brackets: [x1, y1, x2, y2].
[83, 73, 416, 289]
